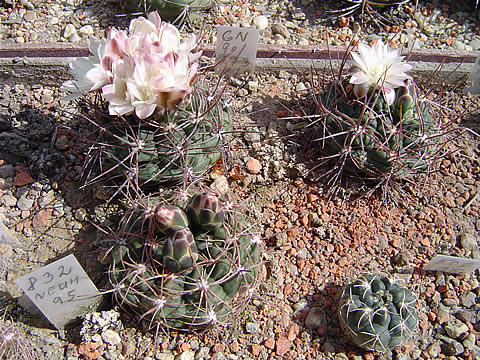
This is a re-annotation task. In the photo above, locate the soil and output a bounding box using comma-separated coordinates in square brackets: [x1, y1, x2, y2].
[0, 65, 480, 360]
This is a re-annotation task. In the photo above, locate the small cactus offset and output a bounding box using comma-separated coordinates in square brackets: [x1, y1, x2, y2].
[109, 191, 262, 331]
[337, 274, 418, 352]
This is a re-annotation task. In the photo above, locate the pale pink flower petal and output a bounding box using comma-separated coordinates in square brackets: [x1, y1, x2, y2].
[383, 87, 396, 106]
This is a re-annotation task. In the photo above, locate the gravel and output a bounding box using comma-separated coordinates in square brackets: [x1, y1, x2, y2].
[1, 0, 480, 51]
[1, 1, 480, 360]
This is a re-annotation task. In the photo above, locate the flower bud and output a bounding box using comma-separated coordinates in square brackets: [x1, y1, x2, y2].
[186, 193, 225, 231]
[155, 205, 189, 234]
[162, 228, 198, 273]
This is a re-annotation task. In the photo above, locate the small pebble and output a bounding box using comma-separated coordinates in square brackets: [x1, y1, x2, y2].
[245, 322, 260, 334]
[253, 15, 268, 30]
[246, 158, 262, 174]
[74, 208, 87, 222]
[175, 350, 194, 360]
[101, 329, 121, 346]
[63, 24, 77, 39]
[444, 321, 469, 339]
[79, 25, 94, 36]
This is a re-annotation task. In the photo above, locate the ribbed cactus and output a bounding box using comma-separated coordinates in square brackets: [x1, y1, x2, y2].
[337, 274, 418, 352]
[91, 82, 232, 188]
[124, 0, 214, 21]
[332, 0, 411, 18]
[61, 13, 233, 190]
[109, 191, 262, 331]
[320, 81, 439, 180]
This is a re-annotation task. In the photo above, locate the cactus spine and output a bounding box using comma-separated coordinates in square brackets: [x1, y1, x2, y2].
[109, 191, 262, 331]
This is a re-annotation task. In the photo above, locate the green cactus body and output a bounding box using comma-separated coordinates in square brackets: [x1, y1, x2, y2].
[110, 192, 262, 331]
[99, 83, 232, 186]
[337, 274, 418, 352]
[321, 81, 438, 180]
[125, 0, 214, 21]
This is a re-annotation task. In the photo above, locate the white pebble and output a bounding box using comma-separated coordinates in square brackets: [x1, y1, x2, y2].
[253, 15, 269, 30]
[79, 25, 94, 36]
[63, 24, 77, 39]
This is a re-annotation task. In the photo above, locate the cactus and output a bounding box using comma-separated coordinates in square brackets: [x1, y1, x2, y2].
[337, 274, 418, 352]
[62, 12, 233, 190]
[109, 191, 262, 331]
[320, 81, 439, 181]
[331, 0, 412, 21]
[309, 40, 453, 200]
[87, 81, 233, 188]
[124, 0, 214, 22]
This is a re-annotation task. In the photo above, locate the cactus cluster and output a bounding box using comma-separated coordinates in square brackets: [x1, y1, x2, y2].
[109, 191, 262, 331]
[337, 274, 418, 352]
[320, 81, 440, 181]
[90, 83, 232, 188]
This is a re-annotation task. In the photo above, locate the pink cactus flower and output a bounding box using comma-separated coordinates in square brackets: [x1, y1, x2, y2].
[61, 11, 200, 117]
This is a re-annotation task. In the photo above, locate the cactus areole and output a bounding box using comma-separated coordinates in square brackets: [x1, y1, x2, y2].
[110, 192, 261, 331]
[337, 274, 418, 351]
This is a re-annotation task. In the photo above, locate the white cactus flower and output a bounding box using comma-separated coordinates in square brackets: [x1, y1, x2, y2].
[348, 41, 413, 106]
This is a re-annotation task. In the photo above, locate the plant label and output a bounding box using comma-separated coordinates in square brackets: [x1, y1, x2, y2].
[423, 255, 480, 274]
[464, 52, 480, 94]
[16, 254, 100, 329]
[216, 26, 259, 76]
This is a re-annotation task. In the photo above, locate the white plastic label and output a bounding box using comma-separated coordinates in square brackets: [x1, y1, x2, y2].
[464, 52, 480, 94]
[216, 26, 259, 76]
[16, 254, 100, 328]
[423, 255, 480, 274]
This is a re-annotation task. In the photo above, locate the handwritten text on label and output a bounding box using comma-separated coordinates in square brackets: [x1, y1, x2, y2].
[16, 254, 100, 329]
[216, 26, 259, 76]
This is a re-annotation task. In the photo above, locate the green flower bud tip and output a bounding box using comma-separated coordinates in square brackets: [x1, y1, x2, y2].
[162, 228, 199, 273]
[155, 205, 189, 234]
[186, 192, 225, 231]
